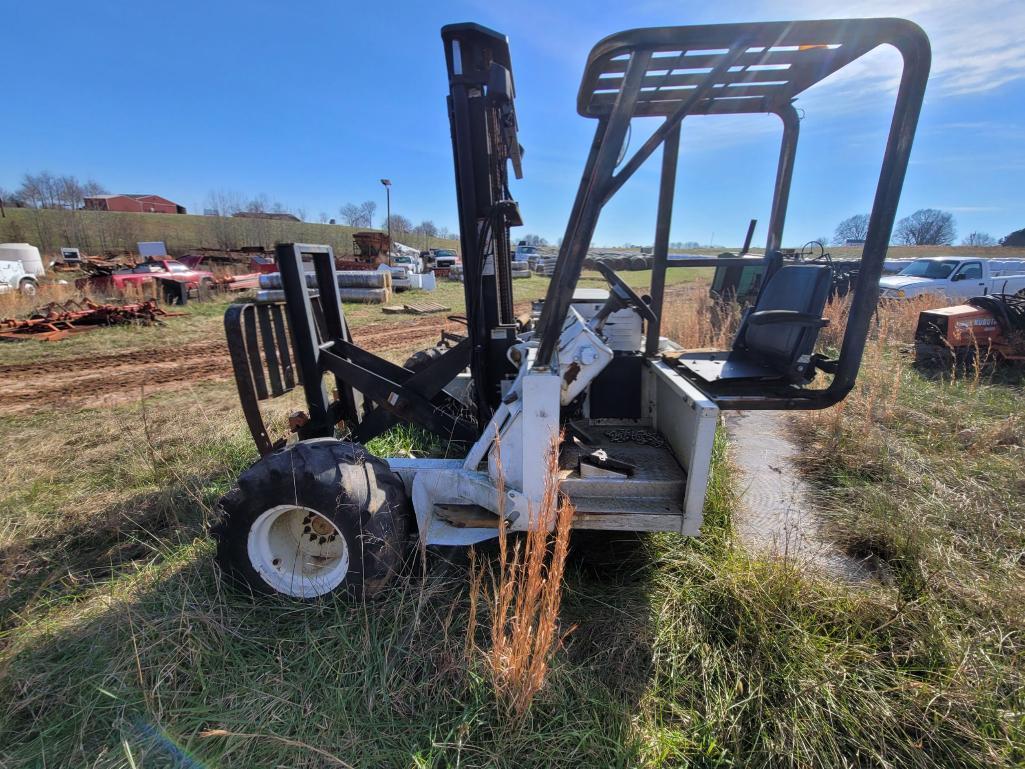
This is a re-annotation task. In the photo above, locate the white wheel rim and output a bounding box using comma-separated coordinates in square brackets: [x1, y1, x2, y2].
[247, 505, 349, 597]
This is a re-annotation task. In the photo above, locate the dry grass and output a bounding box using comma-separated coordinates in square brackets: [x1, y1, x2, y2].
[469, 433, 575, 723]
[789, 292, 1025, 767]
[660, 285, 741, 348]
[0, 282, 82, 319]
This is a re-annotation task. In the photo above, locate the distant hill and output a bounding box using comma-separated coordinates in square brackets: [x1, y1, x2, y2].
[0, 208, 458, 257]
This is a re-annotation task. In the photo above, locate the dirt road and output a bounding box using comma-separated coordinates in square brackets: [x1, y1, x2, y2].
[0, 316, 463, 415]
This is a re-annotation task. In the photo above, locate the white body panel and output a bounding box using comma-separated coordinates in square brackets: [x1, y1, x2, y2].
[0, 259, 34, 293]
[645, 360, 720, 535]
[392, 301, 719, 546]
[0, 243, 44, 277]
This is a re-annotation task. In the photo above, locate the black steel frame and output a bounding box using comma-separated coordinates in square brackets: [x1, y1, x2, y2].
[225, 243, 477, 454]
[533, 19, 931, 410]
[442, 23, 523, 425]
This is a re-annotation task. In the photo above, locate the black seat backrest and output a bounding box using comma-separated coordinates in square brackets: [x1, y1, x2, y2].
[734, 264, 831, 383]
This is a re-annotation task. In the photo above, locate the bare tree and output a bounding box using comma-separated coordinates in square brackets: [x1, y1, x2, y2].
[893, 209, 956, 246]
[962, 231, 995, 246]
[82, 179, 107, 198]
[522, 233, 548, 246]
[318, 211, 329, 224]
[205, 189, 245, 249]
[385, 214, 413, 241]
[0, 185, 26, 208]
[360, 200, 377, 227]
[58, 176, 80, 208]
[246, 193, 271, 213]
[206, 189, 244, 217]
[18, 173, 46, 208]
[832, 214, 870, 245]
[413, 219, 438, 250]
[339, 202, 366, 227]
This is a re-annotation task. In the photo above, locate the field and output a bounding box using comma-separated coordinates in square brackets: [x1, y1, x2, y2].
[1, 266, 1024, 767]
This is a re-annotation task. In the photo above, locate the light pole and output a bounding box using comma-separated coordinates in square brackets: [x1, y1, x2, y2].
[380, 179, 392, 252]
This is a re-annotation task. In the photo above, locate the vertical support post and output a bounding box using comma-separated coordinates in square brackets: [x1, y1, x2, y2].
[534, 51, 651, 368]
[740, 218, 757, 254]
[276, 243, 333, 438]
[829, 31, 931, 399]
[308, 245, 362, 427]
[646, 121, 681, 357]
[765, 103, 800, 257]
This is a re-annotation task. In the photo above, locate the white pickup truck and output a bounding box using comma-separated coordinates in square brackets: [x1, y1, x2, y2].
[878, 257, 1025, 300]
[0, 260, 38, 296]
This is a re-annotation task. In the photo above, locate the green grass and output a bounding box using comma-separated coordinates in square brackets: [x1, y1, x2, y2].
[3, 361, 1024, 765]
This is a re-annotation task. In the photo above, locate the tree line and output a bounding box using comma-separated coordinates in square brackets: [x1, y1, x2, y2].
[1, 172, 107, 211]
[832, 209, 1021, 247]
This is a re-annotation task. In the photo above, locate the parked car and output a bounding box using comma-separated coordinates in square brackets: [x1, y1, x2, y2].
[0, 259, 38, 296]
[878, 257, 1025, 300]
[515, 242, 541, 268]
[426, 248, 459, 271]
[76, 258, 216, 294]
[391, 254, 422, 274]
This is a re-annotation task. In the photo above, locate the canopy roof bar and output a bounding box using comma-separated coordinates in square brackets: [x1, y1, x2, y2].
[579, 19, 900, 118]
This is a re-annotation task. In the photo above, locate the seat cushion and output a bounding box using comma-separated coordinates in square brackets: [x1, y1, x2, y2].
[740, 264, 831, 365]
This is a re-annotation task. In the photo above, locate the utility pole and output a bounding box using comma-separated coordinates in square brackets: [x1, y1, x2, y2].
[380, 179, 392, 251]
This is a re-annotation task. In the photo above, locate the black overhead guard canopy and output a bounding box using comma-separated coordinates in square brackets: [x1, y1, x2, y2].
[578, 18, 917, 118]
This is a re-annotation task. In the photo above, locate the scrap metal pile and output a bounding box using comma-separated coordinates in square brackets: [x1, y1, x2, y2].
[0, 299, 184, 342]
[53, 251, 137, 276]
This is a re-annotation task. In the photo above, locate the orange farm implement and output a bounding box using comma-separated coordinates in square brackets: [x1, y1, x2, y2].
[0, 299, 184, 342]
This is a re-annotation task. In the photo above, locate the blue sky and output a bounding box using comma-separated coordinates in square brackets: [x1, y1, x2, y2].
[5, 0, 1023, 247]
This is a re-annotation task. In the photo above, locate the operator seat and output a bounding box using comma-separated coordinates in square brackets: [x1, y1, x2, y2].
[673, 264, 832, 385]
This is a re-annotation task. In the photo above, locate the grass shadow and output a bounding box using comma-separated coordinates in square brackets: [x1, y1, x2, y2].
[0, 470, 224, 632]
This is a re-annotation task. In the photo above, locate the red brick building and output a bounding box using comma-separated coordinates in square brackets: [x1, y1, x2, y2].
[83, 194, 186, 214]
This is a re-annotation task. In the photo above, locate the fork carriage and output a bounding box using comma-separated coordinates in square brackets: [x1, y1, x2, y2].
[212, 18, 930, 598]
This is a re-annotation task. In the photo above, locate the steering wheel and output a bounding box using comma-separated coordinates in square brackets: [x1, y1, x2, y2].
[799, 240, 832, 266]
[594, 261, 658, 326]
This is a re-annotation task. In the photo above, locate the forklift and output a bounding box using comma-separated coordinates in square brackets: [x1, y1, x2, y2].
[212, 18, 930, 598]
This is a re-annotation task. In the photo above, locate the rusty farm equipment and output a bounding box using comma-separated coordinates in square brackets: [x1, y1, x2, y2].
[0, 299, 184, 342]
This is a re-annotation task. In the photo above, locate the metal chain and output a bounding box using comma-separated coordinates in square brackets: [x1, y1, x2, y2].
[604, 428, 667, 448]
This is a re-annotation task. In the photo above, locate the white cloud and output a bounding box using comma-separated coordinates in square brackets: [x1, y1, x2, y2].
[781, 0, 1025, 96]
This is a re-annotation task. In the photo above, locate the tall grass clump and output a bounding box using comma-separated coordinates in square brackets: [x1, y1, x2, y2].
[660, 286, 742, 348]
[468, 433, 575, 724]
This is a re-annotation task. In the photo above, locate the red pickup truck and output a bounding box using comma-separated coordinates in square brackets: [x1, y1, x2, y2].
[77, 259, 216, 294]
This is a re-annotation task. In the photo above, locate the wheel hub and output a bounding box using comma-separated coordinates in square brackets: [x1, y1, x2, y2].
[247, 505, 349, 597]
